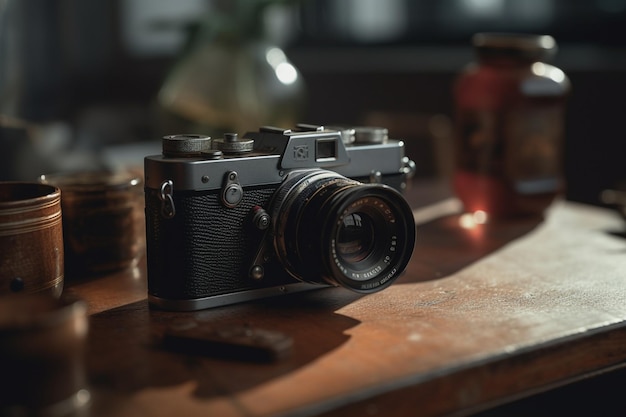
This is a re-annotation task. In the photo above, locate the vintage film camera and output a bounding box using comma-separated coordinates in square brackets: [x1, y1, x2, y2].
[144, 124, 416, 311]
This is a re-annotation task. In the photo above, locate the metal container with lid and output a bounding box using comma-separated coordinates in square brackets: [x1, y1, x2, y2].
[40, 170, 144, 276]
[0, 182, 64, 296]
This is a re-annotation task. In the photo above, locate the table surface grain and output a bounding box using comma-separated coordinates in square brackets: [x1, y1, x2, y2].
[66, 182, 626, 417]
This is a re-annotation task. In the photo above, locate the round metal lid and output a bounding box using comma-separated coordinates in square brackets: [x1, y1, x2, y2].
[473, 33, 557, 60]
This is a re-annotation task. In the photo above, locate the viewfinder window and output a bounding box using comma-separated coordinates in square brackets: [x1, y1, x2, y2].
[316, 139, 337, 162]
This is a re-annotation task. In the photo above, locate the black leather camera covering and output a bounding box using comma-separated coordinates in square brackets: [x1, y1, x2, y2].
[145, 186, 281, 300]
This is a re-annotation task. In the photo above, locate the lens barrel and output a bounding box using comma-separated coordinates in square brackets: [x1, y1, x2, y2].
[270, 170, 415, 293]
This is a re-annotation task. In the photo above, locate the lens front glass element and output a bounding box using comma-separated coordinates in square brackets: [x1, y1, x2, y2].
[332, 196, 400, 285]
[336, 212, 375, 264]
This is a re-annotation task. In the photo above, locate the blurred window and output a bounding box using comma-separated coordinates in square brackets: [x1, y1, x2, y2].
[296, 0, 626, 46]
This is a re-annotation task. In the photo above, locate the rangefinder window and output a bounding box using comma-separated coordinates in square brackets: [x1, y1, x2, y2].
[316, 138, 338, 162]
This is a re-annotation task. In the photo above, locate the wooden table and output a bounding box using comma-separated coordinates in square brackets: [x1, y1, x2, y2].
[66, 180, 626, 417]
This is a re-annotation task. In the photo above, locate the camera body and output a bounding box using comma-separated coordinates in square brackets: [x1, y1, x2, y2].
[144, 125, 416, 311]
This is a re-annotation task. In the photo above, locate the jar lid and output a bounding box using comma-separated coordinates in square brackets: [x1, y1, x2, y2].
[473, 33, 557, 61]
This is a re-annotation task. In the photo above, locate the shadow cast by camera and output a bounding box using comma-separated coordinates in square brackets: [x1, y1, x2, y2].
[85, 288, 363, 407]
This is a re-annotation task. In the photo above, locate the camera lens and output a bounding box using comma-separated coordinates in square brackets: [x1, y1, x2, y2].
[270, 170, 415, 293]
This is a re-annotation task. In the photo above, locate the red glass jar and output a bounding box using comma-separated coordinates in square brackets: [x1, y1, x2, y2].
[453, 33, 570, 218]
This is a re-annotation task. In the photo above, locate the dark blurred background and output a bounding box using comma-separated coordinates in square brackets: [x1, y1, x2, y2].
[1, 0, 626, 206]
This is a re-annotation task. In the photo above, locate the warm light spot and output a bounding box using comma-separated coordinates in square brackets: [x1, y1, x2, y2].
[408, 332, 422, 342]
[532, 62, 565, 83]
[459, 210, 489, 229]
[532, 62, 546, 76]
[459, 213, 475, 229]
[473, 210, 488, 224]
